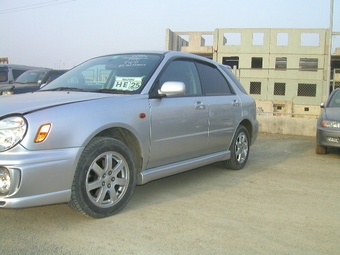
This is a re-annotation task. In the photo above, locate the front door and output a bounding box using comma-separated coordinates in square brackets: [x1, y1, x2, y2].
[147, 59, 209, 168]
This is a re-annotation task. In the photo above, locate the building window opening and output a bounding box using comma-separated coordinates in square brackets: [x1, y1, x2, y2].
[299, 58, 318, 71]
[178, 34, 189, 47]
[222, 56, 239, 69]
[301, 33, 320, 46]
[251, 57, 263, 68]
[275, 57, 287, 69]
[223, 33, 241, 45]
[252, 33, 264, 45]
[297, 83, 316, 97]
[277, 33, 288, 46]
[201, 34, 213, 46]
[274, 83, 286, 95]
[250, 82, 261, 94]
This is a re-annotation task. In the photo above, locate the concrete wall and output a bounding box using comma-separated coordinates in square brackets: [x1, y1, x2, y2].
[258, 115, 316, 137]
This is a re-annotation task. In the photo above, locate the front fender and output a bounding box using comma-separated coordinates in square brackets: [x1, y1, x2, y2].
[20, 96, 150, 153]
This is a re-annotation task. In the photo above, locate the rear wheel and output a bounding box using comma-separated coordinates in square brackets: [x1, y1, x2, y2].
[315, 144, 327, 154]
[68, 137, 136, 218]
[223, 125, 249, 170]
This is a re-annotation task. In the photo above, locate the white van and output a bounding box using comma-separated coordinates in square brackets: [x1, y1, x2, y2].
[0, 64, 41, 85]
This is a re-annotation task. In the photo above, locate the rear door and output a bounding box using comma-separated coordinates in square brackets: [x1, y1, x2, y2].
[196, 62, 242, 153]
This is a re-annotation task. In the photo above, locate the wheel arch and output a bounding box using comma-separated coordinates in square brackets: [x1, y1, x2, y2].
[239, 119, 253, 144]
[95, 127, 143, 174]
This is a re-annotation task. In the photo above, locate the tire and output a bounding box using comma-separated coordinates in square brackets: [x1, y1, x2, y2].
[223, 125, 250, 170]
[315, 144, 327, 154]
[68, 137, 136, 218]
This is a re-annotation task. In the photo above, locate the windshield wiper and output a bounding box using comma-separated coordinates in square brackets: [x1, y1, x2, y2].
[43, 87, 85, 91]
[93, 89, 131, 94]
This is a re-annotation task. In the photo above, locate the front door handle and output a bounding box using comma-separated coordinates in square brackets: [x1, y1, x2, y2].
[194, 101, 206, 110]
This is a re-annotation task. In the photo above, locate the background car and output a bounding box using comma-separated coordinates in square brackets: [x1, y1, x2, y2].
[0, 64, 41, 85]
[316, 88, 340, 154]
[0, 68, 68, 95]
[0, 51, 258, 218]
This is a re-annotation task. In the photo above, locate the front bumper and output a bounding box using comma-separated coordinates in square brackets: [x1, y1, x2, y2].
[0, 145, 83, 208]
[316, 127, 340, 148]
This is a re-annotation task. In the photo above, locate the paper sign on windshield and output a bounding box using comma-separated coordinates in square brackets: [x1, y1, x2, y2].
[112, 76, 143, 91]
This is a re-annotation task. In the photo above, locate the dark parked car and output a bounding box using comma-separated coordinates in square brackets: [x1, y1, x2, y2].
[0, 51, 258, 218]
[316, 88, 340, 154]
[0, 68, 67, 95]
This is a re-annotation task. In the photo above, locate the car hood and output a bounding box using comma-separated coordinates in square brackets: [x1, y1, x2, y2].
[0, 91, 114, 116]
[324, 107, 340, 121]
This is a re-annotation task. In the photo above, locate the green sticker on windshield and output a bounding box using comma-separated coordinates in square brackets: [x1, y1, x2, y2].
[112, 76, 143, 91]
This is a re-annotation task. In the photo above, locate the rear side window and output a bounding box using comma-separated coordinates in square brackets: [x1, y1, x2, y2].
[196, 62, 232, 95]
[0, 67, 8, 82]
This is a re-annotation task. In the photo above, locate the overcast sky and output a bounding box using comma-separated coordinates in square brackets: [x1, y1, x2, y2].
[1, 0, 339, 69]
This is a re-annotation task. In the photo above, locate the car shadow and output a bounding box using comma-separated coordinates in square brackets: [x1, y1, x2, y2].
[1, 133, 337, 222]
[125, 133, 333, 213]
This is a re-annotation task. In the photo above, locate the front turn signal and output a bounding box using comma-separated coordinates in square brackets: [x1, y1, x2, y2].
[34, 124, 51, 143]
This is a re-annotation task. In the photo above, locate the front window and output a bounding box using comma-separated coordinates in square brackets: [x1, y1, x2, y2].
[157, 60, 202, 96]
[42, 54, 162, 94]
[15, 70, 48, 84]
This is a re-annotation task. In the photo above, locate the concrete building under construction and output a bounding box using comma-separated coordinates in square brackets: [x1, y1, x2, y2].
[166, 28, 340, 117]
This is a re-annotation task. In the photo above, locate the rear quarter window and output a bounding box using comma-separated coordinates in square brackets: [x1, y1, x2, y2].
[219, 65, 248, 94]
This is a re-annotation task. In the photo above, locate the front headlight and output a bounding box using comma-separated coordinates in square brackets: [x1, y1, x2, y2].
[0, 116, 27, 152]
[321, 120, 340, 129]
[1, 91, 14, 96]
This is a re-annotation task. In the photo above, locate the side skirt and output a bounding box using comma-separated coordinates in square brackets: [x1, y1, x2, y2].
[137, 151, 230, 185]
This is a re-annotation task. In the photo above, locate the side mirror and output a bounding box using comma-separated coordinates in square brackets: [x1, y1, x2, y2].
[158, 81, 185, 97]
[320, 102, 325, 108]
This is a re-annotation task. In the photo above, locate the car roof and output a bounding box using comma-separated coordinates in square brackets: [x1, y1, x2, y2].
[23, 68, 52, 72]
[92, 50, 217, 65]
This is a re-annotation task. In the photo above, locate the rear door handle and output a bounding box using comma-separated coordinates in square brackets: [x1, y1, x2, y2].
[232, 100, 240, 107]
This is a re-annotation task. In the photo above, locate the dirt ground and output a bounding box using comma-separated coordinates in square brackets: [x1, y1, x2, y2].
[1, 133, 339, 255]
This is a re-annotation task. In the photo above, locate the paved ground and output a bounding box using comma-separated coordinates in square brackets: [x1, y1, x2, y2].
[1, 133, 339, 255]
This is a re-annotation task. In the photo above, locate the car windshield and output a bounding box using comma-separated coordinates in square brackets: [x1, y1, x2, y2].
[41, 54, 162, 94]
[328, 90, 340, 108]
[15, 70, 48, 84]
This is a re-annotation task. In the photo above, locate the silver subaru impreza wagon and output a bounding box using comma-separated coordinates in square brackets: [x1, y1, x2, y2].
[0, 51, 258, 218]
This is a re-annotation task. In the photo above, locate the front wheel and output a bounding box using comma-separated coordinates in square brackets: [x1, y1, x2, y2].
[68, 137, 136, 218]
[223, 125, 250, 170]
